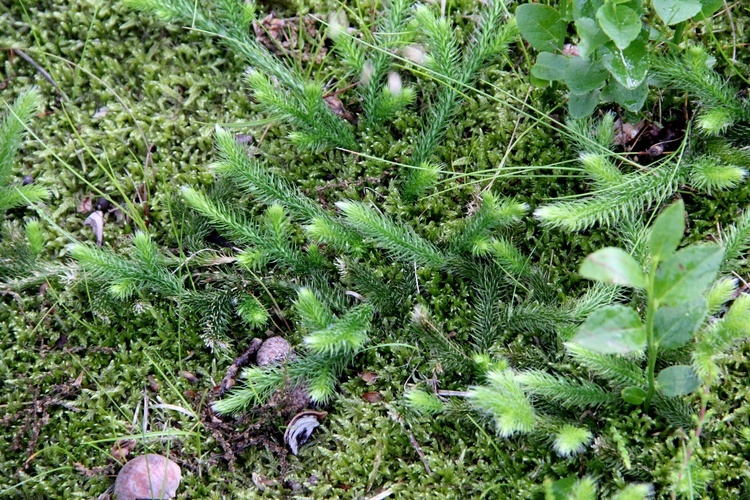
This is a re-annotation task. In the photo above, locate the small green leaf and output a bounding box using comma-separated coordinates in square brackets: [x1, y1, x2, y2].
[649, 200, 685, 261]
[658, 365, 700, 397]
[516, 4, 567, 52]
[601, 78, 648, 112]
[621, 386, 647, 405]
[565, 57, 608, 93]
[602, 33, 649, 89]
[531, 52, 569, 82]
[654, 299, 708, 349]
[654, 245, 724, 305]
[568, 89, 601, 118]
[576, 17, 611, 58]
[573, 305, 646, 354]
[580, 247, 646, 288]
[653, 0, 702, 25]
[596, 2, 642, 49]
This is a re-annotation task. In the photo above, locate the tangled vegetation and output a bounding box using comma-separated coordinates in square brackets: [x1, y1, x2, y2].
[2, 0, 750, 498]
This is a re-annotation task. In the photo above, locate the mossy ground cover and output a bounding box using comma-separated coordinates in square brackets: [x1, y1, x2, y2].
[2, 0, 750, 498]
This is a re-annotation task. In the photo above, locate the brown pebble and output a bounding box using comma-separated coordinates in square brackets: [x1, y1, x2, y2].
[113, 454, 181, 500]
[256, 336, 291, 367]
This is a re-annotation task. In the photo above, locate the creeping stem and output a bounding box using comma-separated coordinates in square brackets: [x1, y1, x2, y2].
[644, 259, 659, 411]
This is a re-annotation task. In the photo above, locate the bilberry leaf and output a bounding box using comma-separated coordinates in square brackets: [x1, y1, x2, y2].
[516, 4, 566, 52]
[580, 247, 646, 288]
[568, 89, 601, 118]
[531, 52, 569, 82]
[602, 32, 649, 89]
[602, 79, 648, 112]
[596, 2, 642, 50]
[653, 0, 702, 25]
[654, 245, 724, 305]
[658, 365, 700, 397]
[621, 386, 647, 405]
[575, 17, 610, 58]
[565, 57, 608, 93]
[649, 200, 685, 261]
[573, 305, 646, 354]
[654, 298, 708, 349]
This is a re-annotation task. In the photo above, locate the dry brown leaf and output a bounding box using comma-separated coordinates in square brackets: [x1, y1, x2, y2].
[362, 391, 383, 403]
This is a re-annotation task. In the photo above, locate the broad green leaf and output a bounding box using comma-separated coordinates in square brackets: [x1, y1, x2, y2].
[516, 4, 567, 52]
[565, 57, 608, 93]
[568, 89, 600, 118]
[654, 298, 708, 349]
[653, 245, 724, 305]
[653, 0, 702, 25]
[601, 79, 648, 112]
[573, 0, 605, 19]
[596, 2, 642, 50]
[531, 52, 569, 82]
[621, 386, 647, 405]
[658, 365, 700, 397]
[572, 305, 646, 354]
[580, 247, 646, 288]
[602, 33, 649, 89]
[575, 17, 611, 58]
[649, 200, 685, 261]
[699, 0, 723, 17]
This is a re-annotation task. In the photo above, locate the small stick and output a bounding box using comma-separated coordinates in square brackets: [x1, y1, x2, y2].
[218, 338, 263, 395]
[390, 412, 432, 475]
[322, 81, 358, 99]
[11, 49, 69, 101]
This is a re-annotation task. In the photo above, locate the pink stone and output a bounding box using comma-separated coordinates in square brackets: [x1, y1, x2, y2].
[114, 454, 182, 500]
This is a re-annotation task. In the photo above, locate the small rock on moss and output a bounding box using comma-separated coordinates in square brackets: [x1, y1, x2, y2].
[113, 454, 181, 500]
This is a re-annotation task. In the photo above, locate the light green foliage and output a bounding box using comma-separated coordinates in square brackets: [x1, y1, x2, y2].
[404, 388, 445, 415]
[657, 45, 750, 142]
[0, 89, 48, 212]
[331, 0, 414, 126]
[535, 106, 749, 232]
[553, 425, 593, 458]
[215, 292, 374, 413]
[468, 368, 537, 437]
[126, 0, 356, 151]
[71, 232, 184, 299]
[404, 0, 517, 198]
[516, 371, 614, 408]
[517, 0, 723, 116]
[337, 200, 447, 268]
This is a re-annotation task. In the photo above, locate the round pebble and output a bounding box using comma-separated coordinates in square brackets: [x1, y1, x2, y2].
[113, 454, 182, 500]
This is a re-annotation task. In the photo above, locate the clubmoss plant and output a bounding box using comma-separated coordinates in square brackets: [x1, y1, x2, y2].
[0, 88, 49, 281]
[124, 0, 518, 199]
[536, 45, 750, 233]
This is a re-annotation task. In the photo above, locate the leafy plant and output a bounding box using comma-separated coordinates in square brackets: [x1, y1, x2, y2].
[516, 0, 723, 117]
[408, 199, 750, 498]
[0, 88, 47, 215]
[0, 88, 49, 282]
[574, 200, 721, 408]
